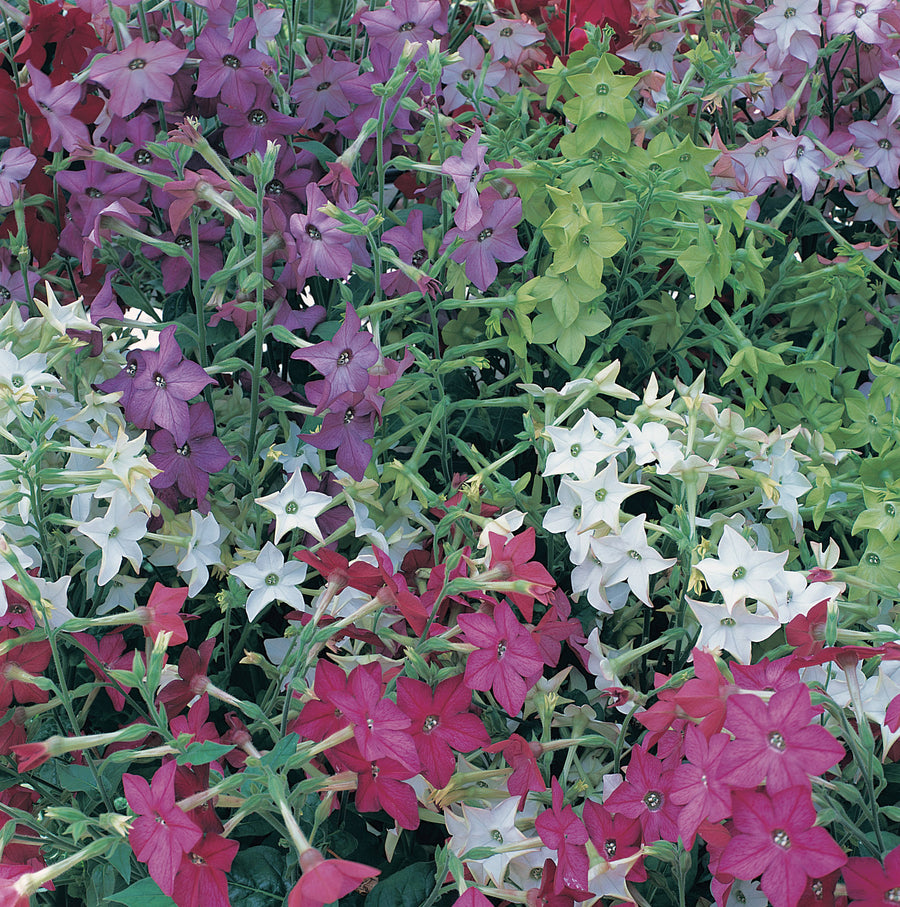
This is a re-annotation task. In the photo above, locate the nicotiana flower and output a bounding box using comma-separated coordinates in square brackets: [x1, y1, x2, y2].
[445, 797, 528, 886]
[231, 542, 308, 621]
[177, 512, 226, 596]
[688, 598, 780, 664]
[256, 469, 332, 543]
[0, 148, 36, 206]
[76, 491, 148, 585]
[88, 38, 189, 118]
[696, 525, 789, 613]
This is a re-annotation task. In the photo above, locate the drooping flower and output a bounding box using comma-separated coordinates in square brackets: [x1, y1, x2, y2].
[534, 779, 590, 895]
[288, 849, 379, 907]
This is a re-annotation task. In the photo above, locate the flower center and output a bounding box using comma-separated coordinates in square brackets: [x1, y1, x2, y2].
[412, 249, 427, 266]
[755, 146, 768, 157]
[604, 839, 617, 858]
[175, 234, 192, 248]
[316, 81, 332, 91]
[784, 5, 796, 14]
[266, 179, 285, 195]
[570, 443, 581, 457]
[223, 54, 241, 68]
[337, 349, 352, 366]
[343, 407, 355, 424]
[248, 108, 268, 125]
[265, 572, 279, 586]
[286, 501, 299, 515]
[11, 375, 23, 388]
[128, 58, 147, 70]
[497, 640, 507, 659]
[126, 361, 137, 377]
[0, 287, 9, 300]
[720, 616, 736, 627]
[490, 829, 503, 843]
[399, 20, 415, 30]
[772, 828, 791, 849]
[649, 40, 662, 50]
[135, 149, 152, 165]
[628, 549, 642, 560]
[423, 715, 439, 732]
[854, 3, 865, 15]
[596, 82, 609, 95]
[190, 853, 205, 864]
[461, 69, 475, 80]
[732, 566, 746, 580]
[154, 374, 167, 389]
[867, 552, 880, 565]
[642, 790, 662, 811]
[86, 187, 103, 199]
[886, 889, 900, 903]
[595, 488, 607, 501]
[109, 527, 119, 538]
[811, 880, 823, 899]
[306, 225, 322, 240]
[879, 138, 892, 150]
[177, 443, 191, 457]
[477, 228, 493, 242]
[767, 731, 786, 751]
[529, 867, 543, 880]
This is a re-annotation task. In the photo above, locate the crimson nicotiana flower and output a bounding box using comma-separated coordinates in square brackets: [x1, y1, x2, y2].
[458, 598, 543, 715]
[173, 833, 238, 907]
[89, 38, 189, 118]
[534, 778, 590, 895]
[288, 848, 379, 907]
[843, 843, 900, 906]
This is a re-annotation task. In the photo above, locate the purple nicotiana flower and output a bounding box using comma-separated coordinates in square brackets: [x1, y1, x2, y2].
[0, 148, 36, 207]
[142, 221, 227, 294]
[88, 38, 189, 119]
[443, 187, 525, 291]
[150, 402, 233, 513]
[292, 302, 379, 413]
[301, 390, 377, 482]
[286, 183, 357, 284]
[97, 349, 143, 411]
[440, 35, 506, 114]
[219, 85, 302, 159]
[126, 325, 217, 446]
[244, 146, 315, 220]
[0, 255, 35, 307]
[382, 208, 430, 297]
[25, 63, 90, 153]
[195, 17, 273, 109]
[56, 162, 146, 233]
[442, 126, 489, 231]
[290, 56, 360, 130]
[358, 0, 447, 64]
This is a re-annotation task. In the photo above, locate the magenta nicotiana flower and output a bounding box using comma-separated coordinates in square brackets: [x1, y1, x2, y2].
[0, 148, 36, 207]
[290, 56, 361, 130]
[126, 325, 218, 446]
[25, 63, 90, 153]
[149, 402, 233, 513]
[292, 302, 378, 412]
[443, 187, 526, 292]
[442, 127, 489, 231]
[358, 0, 447, 64]
[142, 221, 226, 294]
[89, 38, 189, 118]
[194, 17, 273, 109]
[219, 85, 302, 158]
[286, 183, 358, 284]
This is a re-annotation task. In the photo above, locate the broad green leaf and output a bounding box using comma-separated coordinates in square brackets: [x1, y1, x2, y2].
[175, 740, 236, 766]
[228, 846, 290, 907]
[366, 862, 434, 907]
[106, 878, 176, 906]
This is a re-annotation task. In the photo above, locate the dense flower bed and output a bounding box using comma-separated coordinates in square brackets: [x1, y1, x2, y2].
[0, 0, 900, 903]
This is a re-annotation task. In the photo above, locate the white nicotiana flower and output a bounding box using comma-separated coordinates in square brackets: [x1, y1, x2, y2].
[32, 575, 74, 629]
[231, 542, 308, 621]
[0, 346, 62, 422]
[749, 441, 812, 535]
[544, 411, 620, 481]
[770, 570, 843, 624]
[445, 797, 527, 886]
[696, 525, 789, 612]
[571, 461, 648, 534]
[688, 598, 780, 664]
[255, 469, 331, 544]
[76, 491, 148, 585]
[477, 510, 526, 549]
[96, 574, 145, 615]
[625, 421, 683, 466]
[177, 511, 226, 596]
[544, 477, 594, 564]
[34, 282, 97, 335]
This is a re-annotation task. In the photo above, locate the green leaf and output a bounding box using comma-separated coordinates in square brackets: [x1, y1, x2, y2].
[366, 862, 434, 907]
[106, 878, 176, 906]
[228, 846, 290, 907]
[175, 740, 236, 766]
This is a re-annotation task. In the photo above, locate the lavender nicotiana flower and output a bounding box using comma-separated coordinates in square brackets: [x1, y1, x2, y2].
[442, 126, 489, 231]
[301, 391, 377, 482]
[142, 221, 226, 294]
[443, 187, 526, 291]
[88, 38, 189, 119]
[149, 402, 233, 514]
[0, 148, 36, 207]
[439, 35, 506, 114]
[290, 56, 361, 130]
[55, 162, 146, 234]
[381, 209, 429, 297]
[25, 63, 90, 153]
[286, 183, 357, 283]
[358, 0, 447, 64]
[219, 85, 302, 159]
[125, 325, 217, 446]
[194, 17, 273, 109]
[292, 302, 379, 413]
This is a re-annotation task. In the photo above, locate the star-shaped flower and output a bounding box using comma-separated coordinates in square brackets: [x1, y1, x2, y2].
[231, 542, 308, 621]
[77, 491, 148, 585]
[255, 470, 332, 543]
[445, 797, 528, 886]
[688, 598, 780, 664]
